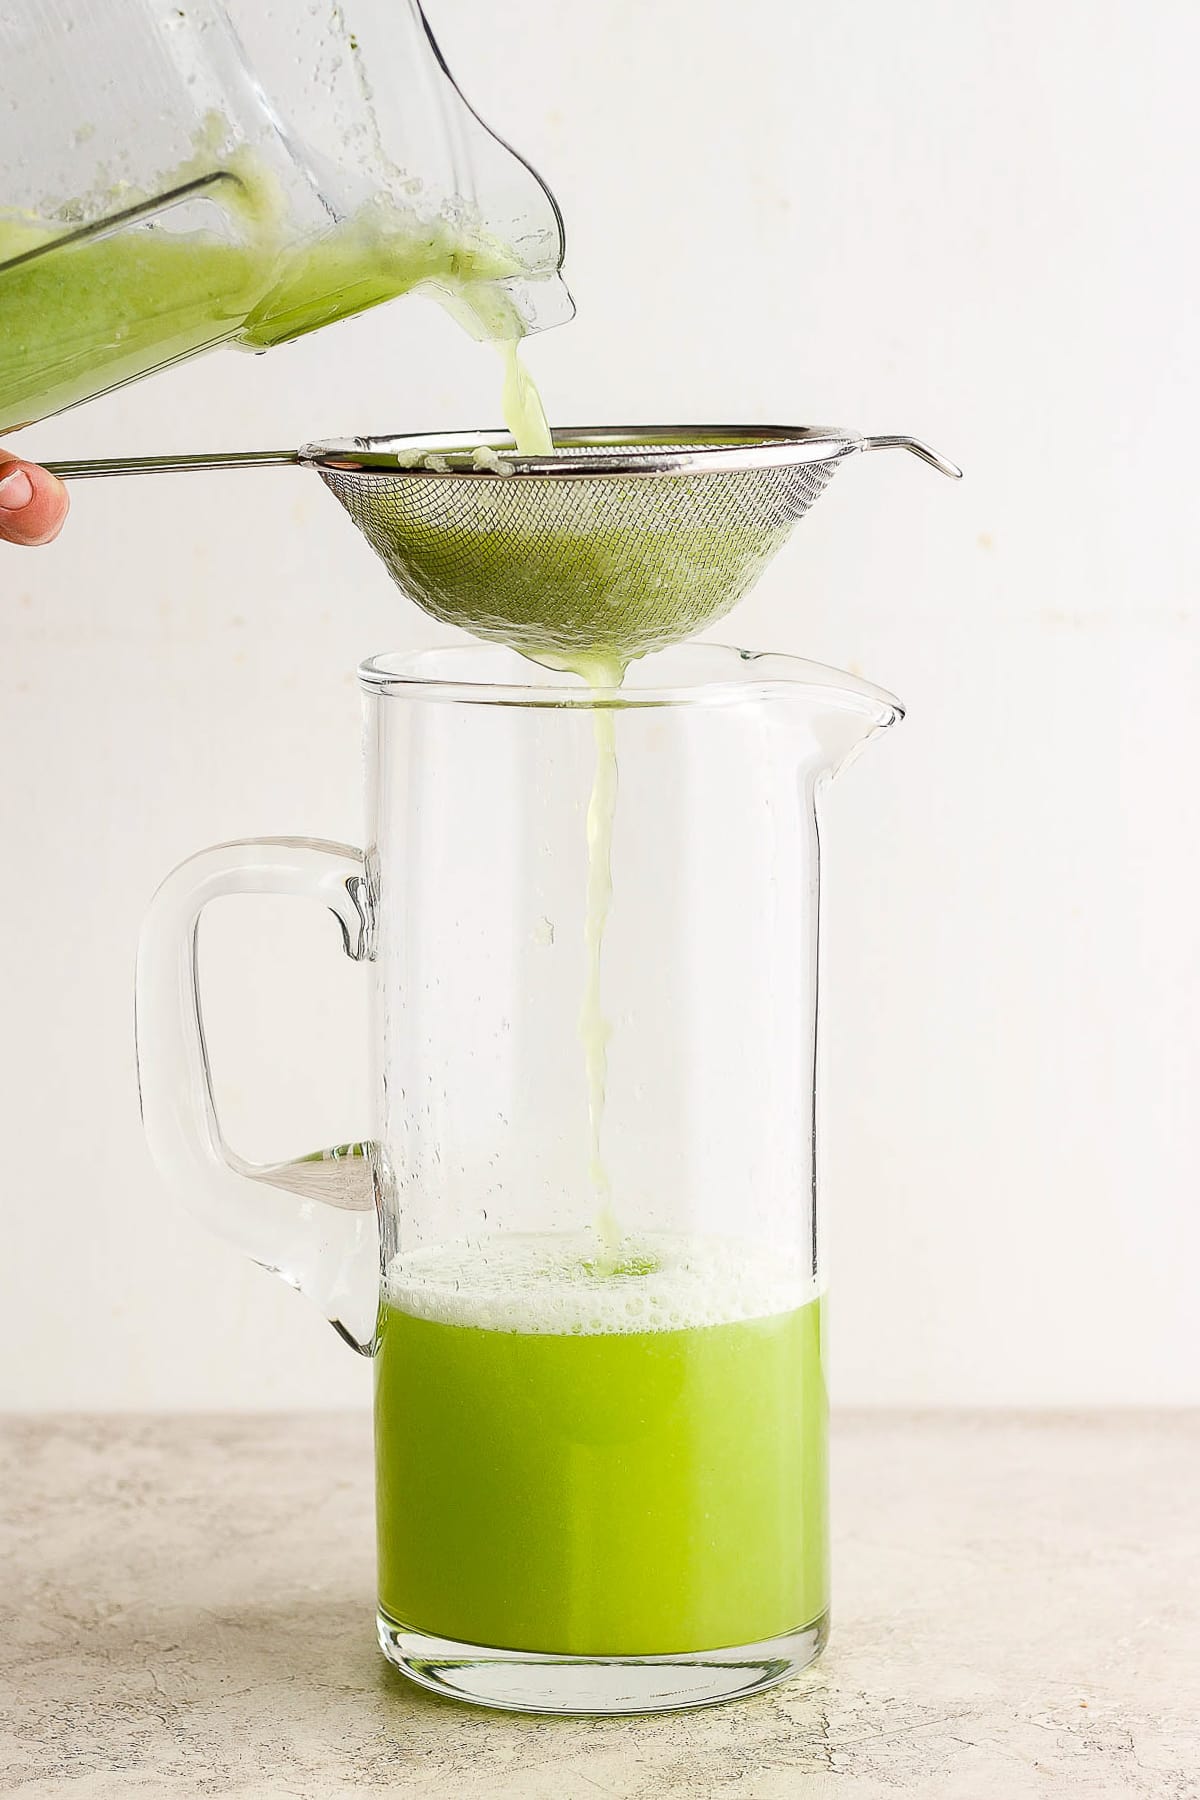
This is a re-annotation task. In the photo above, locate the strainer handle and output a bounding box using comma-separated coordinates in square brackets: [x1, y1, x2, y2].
[43, 450, 301, 479]
[135, 837, 379, 1354]
[861, 436, 963, 479]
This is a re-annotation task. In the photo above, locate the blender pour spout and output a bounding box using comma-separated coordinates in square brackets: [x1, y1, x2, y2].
[407, 0, 574, 336]
[233, 0, 575, 339]
[242, 0, 575, 340]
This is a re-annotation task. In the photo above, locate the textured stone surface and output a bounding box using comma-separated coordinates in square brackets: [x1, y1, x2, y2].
[1, 1413, 1196, 1798]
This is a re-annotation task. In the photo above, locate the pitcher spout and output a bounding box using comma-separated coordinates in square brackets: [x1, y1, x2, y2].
[815, 677, 903, 781]
[731, 649, 903, 777]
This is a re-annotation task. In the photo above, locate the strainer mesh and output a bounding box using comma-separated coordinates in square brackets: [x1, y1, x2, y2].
[319, 443, 840, 659]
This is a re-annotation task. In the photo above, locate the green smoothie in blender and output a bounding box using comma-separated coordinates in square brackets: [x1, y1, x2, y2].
[0, 174, 533, 435]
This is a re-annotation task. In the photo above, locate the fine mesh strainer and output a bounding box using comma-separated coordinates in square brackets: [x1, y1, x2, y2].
[46, 426, 961, 659]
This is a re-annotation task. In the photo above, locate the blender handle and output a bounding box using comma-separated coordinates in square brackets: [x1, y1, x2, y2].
[135, 837, 379, 1354]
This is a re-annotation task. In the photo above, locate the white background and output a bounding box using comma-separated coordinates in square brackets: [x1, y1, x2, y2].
[2, 0, 1196, 1409]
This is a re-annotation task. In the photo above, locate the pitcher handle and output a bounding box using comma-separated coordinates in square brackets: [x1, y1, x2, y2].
[135, 837, 378, 1353]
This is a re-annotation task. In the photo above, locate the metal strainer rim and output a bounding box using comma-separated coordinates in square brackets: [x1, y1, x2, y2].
[299, 425, 962, 482]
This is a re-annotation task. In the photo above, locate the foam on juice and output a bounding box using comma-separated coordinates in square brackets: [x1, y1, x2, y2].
[384, 1232, 821, 1337]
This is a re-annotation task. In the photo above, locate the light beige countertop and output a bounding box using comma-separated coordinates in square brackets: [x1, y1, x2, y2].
[1, 1413, 1196, 1799]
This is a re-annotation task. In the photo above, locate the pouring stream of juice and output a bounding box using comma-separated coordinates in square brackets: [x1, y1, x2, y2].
[579, 667, 624, 1257]
[498, 342, 627, 1257]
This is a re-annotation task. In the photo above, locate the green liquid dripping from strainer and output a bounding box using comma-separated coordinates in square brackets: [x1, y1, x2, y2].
[578, 662, 624, 1260]
[522, 634, 627, 1257]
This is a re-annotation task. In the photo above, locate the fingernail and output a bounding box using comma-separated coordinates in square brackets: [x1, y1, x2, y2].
[0, 468, 34, 512]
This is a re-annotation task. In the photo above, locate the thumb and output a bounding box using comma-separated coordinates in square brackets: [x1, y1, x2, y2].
[0, 457, 70, 547]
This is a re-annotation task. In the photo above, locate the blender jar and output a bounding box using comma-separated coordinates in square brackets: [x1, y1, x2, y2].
[0, 0, 571, 434]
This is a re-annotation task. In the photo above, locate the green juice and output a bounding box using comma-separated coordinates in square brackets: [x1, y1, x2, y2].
[236, 202, 525, 351]
[374, 1235, 827, 1656]
[0, 211, 275, 433]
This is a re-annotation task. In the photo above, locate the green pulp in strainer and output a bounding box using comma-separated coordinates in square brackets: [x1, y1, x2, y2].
[344, 502, 794, 662]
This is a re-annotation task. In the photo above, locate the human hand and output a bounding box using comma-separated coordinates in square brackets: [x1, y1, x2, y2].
[0, 456, 69, 546]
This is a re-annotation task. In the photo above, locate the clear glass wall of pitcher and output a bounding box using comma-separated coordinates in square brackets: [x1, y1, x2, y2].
[0, 0, 571, 434]
[135, 644, 902, 1715]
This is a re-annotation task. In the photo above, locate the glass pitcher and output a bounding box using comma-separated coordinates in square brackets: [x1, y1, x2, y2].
[135, 643, 902, 1715]
[0, 0, 571, 434]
